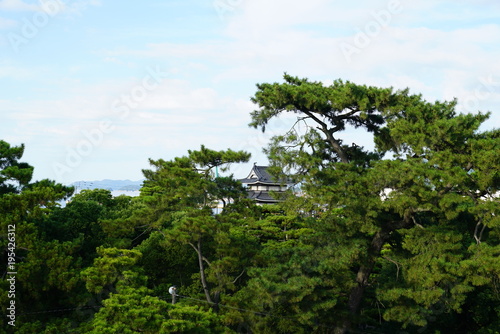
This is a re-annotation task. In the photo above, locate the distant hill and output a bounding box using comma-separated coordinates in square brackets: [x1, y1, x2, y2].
[70, 179, 144, 191]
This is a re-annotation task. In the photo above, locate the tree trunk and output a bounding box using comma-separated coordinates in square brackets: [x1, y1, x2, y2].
[194, 238, 214, 305]
[334, 229, 390, 334]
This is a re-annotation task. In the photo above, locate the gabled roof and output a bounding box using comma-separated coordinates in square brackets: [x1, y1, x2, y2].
[247, 190, 279, 203]
[239, 164, 281, 185]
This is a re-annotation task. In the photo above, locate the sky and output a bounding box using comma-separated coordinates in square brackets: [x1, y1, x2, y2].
[1, 0, 499, 184]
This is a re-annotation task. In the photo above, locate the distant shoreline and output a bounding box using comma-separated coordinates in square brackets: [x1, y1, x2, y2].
[70, 179, 144, 192]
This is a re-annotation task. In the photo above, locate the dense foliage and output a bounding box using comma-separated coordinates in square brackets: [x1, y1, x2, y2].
[1, 76, 499, 333]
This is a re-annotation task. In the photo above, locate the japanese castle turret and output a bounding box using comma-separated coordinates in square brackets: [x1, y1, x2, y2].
[239, 164, 289, 204]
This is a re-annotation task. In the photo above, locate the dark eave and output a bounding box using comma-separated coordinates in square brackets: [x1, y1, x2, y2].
[248, 190, 280, 203]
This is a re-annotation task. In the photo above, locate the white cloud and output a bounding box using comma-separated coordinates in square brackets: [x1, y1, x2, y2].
[98, 11, 500, 132]
[0, 0, 38, 11]
[0, 63, 34, 79]
[0, 0, 102, 19]
[139, 80, 219, 110]
[0, 16, 16, 28]
[61, 0, 101, 16]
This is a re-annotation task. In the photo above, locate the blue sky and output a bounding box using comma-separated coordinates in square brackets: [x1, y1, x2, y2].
[1, 0, 499, 184]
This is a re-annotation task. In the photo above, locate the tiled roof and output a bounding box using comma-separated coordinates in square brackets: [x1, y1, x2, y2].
[240, 164, 280, 185]
[247, 190, 280, 203]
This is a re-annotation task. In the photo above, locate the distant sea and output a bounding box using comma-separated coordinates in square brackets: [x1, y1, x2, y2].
[111, 190, 140, 197]
[71, 179, 143, 191]
[67, 179, 143, 199]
